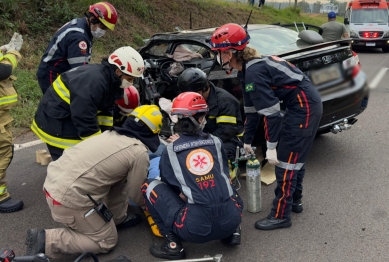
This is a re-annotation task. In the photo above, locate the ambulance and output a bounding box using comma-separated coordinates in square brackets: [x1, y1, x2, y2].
[344, 0, 389, 52]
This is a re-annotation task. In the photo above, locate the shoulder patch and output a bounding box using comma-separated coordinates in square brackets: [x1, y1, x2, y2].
[79, 41, 87, 50]
[186, 149, 214, 176]
[245, 83, 255, 92]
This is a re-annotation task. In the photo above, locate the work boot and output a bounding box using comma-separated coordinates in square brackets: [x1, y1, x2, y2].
[150, 232, 186, 260]
[292, 190, 303, 213]
[0, 198, 24, 213]
[25, 229, 45, 255]
[221, 226, 241, 245]
[255, 215, 292, 230]
[116, 213, 141, 230]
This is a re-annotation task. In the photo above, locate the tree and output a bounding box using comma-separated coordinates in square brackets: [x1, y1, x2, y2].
[313, 1, 321, 13]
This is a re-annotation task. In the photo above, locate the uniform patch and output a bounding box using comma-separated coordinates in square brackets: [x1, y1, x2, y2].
[79, 41, 87, 50]
[245, 83, 255, 92]
[186, 149, 214, 176]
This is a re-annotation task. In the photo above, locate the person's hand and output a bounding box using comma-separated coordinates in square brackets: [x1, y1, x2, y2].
[244, 143, 254, 155]
[7, 32, 23, 52]
[266, 148, 279, 165]
[166, 133, 180, 143]
[0, 44, 9, 53]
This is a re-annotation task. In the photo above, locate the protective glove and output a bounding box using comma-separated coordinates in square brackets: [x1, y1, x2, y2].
[7, 32, 23, 52]
[266, 148, 279, 165]
[244, 143, 254, 155]
[0, 44, 8, 53]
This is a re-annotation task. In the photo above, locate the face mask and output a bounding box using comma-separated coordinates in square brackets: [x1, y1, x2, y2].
[121, 79, 133, 89]
[91, 27, 106, 38]
[217, 54, 232, 71]
[199, 117, 207, 130]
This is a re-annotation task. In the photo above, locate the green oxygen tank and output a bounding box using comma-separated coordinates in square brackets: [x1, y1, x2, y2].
[246, 155, 261, 213]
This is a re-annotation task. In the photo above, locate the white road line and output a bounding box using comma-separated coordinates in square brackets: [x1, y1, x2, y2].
[14, 139, 44, 151]
[369, 67, 388, 89]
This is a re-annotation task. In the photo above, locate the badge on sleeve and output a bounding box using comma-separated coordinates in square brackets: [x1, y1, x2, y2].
[245, 83, 255, 92]
[79, 41, 87, 54]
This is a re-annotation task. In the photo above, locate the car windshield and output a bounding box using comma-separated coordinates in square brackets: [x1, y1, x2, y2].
[247, 27, 309, 55]
[351, 9, 388, 23]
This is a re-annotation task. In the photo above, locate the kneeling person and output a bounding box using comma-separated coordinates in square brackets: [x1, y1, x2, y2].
[25, 105, 163, 258]
[142, 92, 243, 260]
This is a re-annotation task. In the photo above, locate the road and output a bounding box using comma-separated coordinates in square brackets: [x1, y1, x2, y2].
[2, 49, 389, 262]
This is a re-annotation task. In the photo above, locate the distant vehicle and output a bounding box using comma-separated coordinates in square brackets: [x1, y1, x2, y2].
[137, 24, 369, 137]
[320, 2, 339, 13]
[344, 0, 389, 52]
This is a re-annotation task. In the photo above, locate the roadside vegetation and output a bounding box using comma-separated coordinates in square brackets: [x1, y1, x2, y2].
[0, 0, 332, 137]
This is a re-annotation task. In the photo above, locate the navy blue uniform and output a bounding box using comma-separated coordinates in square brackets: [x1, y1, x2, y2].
[241, 56, 323, 219]
[142, 133, 243, 243]
[36, 18, 92, 94]
[203, 83, 244, 162]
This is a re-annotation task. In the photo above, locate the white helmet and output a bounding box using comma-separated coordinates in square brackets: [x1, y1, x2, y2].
[108, 46, 145, 77]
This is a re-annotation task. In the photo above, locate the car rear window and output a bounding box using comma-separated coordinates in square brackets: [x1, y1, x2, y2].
[248, 27, 309, 55]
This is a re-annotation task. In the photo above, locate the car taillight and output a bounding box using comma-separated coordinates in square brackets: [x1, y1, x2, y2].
[352, 64, 361, 78]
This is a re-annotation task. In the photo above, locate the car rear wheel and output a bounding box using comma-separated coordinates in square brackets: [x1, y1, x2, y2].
[382, 47, 389, 53]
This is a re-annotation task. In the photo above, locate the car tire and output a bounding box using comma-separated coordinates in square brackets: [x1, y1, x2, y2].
[382, 47, 389, 53]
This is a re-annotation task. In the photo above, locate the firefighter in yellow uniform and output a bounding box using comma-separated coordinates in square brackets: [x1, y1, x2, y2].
[0, 33, 24, 213]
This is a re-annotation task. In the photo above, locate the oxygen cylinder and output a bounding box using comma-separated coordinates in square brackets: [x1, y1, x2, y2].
[246, 156, 261, 213]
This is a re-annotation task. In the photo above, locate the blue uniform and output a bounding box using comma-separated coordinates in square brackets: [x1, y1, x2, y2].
[241, 56, 323, 219]
[142, 133, 243, 243]
[36, 18, 92, 94]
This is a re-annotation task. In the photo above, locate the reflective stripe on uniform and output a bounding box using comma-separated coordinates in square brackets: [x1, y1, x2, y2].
[208, 116, 216, 119]
[97, 115, 113, 127]
[0, 185, 6, 194]
[53, 76, 70, 104]
[244, 106, 257, 113]
[146, 180, 165, 203]
[131, 110, 160, 132]
[3, 54, 17, 68]
[0, 94, 17, 106]
[264, 58, 303, 81]
[80, 130, 102, 140]
[31, 119, 81, 149]
[167, 144, 194, 204]
[68, 56, 89, 65]
[277, 160, 304, 170]
[258, 103, 280, 116]
[211, 135, 233, 197]
[43, 28, 85, 63]
[237, 132, 244, 137]
[216, 115, 237, 124]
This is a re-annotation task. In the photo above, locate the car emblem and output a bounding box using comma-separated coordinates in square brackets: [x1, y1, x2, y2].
[322, 56, 330, 64]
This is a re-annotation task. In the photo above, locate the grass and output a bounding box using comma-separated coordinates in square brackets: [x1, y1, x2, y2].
[0, 0, 332, 138]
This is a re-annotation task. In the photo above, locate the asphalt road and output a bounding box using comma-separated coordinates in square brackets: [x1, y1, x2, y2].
[2, 49, 389, 262]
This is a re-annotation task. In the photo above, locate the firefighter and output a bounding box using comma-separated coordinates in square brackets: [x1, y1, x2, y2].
[31, 46, 144, 161]
[177, 68, 244, 170]
[36, 2, 118, 94]
[142, 92, 243, 260]
[210, 23, 323, 230]
[0, 33, 24, 213]
[25, 105, 163, 258]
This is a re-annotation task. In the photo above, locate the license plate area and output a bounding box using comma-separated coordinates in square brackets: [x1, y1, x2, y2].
[366, 42, 376, 46]
[310, 64, 341, 85]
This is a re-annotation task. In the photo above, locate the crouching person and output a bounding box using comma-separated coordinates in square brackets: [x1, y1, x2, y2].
[25, 105, 163, 258]
[142, 92, 243, 260]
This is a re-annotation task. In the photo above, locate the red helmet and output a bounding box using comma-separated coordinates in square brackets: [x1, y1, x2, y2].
[115, 86, 140, 115]
[210, 23, 250, 51]
[89, 2, 118, 31]
[172, 92, 208, 118]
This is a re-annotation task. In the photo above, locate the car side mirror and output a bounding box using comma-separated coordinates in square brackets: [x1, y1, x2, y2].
[344, 18, 350, 25]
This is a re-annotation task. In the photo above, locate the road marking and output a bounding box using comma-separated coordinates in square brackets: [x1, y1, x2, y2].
[369, 67, 388, 89]
[14, 139, 44, 151]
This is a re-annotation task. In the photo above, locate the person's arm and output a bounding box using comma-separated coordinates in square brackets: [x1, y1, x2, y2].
[212, 99, 240, 142]
[66, 32, 90, 69]
[126, 150, 150, 206]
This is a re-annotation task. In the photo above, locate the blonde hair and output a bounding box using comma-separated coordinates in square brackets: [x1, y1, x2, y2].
[234, 46, 260, 62]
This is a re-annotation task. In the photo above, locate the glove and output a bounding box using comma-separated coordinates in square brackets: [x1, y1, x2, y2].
[243, 143, 254, 154]
[7, 32, 23, 52]
[0, 44, 9, 53]
[266, 148, 279, 165]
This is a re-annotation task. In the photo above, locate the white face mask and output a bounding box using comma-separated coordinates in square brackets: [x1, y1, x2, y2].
[121, 79, 133, 89]
[199, 117, 207, 130]
[217, 55, 232, 71]
[91, 27, 106, 38]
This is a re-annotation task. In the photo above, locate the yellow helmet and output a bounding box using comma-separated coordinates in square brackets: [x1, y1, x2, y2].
[129, 105, 163, 134]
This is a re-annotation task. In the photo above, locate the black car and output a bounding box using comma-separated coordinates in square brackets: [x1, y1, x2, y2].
[137, 23, 369, 137]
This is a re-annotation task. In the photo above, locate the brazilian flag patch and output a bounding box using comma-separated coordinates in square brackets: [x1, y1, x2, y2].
[245, 83, 255, 92]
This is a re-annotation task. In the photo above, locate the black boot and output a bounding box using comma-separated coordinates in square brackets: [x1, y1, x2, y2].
[25, 229, 45, 255]
[0, 198, 24, 213]
[292, 190, 303, 213]
[255, 215, 292, 230]
[150, 232, 186, 260]
[221, 225, 241, 245]
[116, 213, 141, 230]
